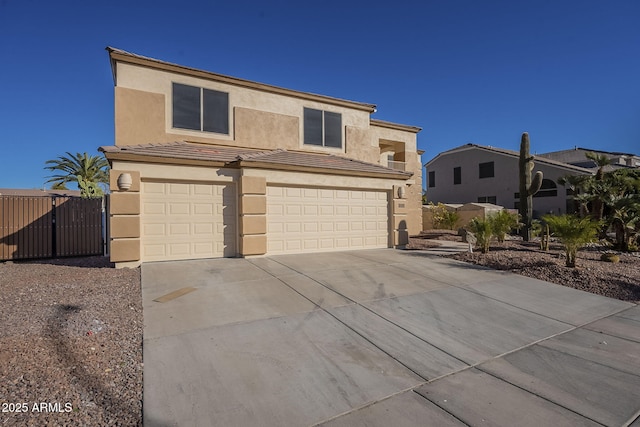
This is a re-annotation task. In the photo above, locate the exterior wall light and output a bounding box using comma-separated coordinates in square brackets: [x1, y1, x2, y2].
[117, 173, 132, 191]
[397, 185, 406, 199]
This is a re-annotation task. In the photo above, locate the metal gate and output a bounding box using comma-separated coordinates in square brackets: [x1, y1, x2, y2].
[0, 196, 103, 261]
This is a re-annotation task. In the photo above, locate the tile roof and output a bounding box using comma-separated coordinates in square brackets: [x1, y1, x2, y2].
[100, 141, 268, 163]
[425, 143, 594, 174]
[100, 142, 412, 179]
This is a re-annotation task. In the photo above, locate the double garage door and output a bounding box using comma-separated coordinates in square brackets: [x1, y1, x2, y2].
[140, 181, 390, 261]
[267, 186, 390, 255]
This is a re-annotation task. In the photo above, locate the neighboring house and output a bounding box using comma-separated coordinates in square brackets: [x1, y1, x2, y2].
[424, 144, 593, 217]
[100, 48, 422, 268]
[537, 147, 640, 171]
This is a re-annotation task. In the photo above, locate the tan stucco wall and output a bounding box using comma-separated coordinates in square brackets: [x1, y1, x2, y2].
[114, 61, 370, 154]
[234, 107, 299, 150]
[110, 57, 424, 254]
[115, 87, 166, 147]
[370, 123, 422, 236]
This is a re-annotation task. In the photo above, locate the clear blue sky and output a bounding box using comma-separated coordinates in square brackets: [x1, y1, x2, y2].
[1, 0, 638, 189]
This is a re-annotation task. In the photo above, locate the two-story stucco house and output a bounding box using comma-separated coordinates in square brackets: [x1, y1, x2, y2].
[100, 48, 422, 267]
[425, 144, 593, 217]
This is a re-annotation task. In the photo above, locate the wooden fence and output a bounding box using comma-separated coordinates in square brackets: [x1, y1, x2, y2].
[0, 195, 104, 261]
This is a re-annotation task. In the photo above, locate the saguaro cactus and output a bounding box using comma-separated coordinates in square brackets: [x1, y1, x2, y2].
[519, 132, 543, 241]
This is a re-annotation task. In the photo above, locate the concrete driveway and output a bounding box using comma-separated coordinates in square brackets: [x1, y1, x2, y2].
[141, 249, 640, 426]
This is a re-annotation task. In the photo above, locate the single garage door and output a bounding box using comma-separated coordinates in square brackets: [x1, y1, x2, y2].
[141, 181, 236, 261]
[267, 186, 389, 255]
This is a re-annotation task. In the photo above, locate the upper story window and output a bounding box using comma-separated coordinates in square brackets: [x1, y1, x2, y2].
[479, 161, 494, 179]
[172, 83, 229, 134]
[428, 171, 436, 188]
[453, 166, 461, 185]
[303, 108, 342, 148]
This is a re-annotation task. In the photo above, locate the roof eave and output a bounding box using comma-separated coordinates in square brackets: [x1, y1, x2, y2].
[106, 47, 377, 113]
[237, 160, 413, 180]
[101, 151, 229, 168]
[370, 119, 422, 133]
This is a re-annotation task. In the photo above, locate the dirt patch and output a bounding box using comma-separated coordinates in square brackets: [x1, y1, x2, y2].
[0, 257, 142, 426]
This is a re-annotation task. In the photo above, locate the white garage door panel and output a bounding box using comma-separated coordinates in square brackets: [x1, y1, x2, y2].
[141, 181, 236, 262]
[267, 186, 389, 255]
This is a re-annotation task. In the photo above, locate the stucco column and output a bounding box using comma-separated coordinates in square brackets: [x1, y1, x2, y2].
[239, 175, 267, 256]
[108, 170, 141, 267]
[392, 184, 409, 247]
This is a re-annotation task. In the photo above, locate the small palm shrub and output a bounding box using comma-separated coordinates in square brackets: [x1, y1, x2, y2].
[490, 210, 521, 243]
[542, 214, 600, 267]
[468, 217, 493, 253]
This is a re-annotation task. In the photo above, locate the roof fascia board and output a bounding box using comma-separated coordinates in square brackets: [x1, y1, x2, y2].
[370, 119, 422, 133]
[108, 48, 376, 113]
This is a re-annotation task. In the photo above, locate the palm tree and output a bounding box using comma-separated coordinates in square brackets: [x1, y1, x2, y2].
[542, 214, 600, 267]
[610, 195, 640, 252]
[45, 152, 108, 196]
[489, 210, 521, 243]
[585, 152, 612, 221]
[585, 151, 611, 181]
[468, 216, 493, 253]
[557, 174, 589, 215]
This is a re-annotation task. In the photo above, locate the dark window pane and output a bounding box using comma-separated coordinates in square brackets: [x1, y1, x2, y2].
[453, 166, 461, 185]
[203, 89, 229, 134]
[479, 161, 494, 178]
[324, 111, 342, 148]
[428, 171, 435, 187]
[488, 196, 497, 204]
[173, 83, 201, 130]
[304, 108, 323, 146]
[533, 179, 557, 198]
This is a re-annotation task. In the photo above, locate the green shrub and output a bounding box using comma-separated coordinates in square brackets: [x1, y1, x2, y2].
[431, 202, 460, 230]
[468, 217, 493, 253]
[542, 214, 600, 267]
[490, 210, 521, 243]
[440, 210, 461, 230]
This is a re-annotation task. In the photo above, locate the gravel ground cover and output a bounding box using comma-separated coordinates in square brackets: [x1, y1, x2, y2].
[0, 257, 142, 426]
[2, 237, 637, 426]
[410, 230, 640, 304]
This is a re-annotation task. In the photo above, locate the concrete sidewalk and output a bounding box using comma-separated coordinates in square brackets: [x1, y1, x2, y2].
[141, 249, 640, 426]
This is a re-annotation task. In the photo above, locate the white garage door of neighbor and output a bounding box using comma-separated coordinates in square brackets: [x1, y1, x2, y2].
[141, 181, 236, 262]
[267, 186, 389, 255]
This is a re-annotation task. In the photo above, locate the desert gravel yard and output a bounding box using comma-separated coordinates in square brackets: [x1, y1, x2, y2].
[1, 240, 638, 426]
[0, 257, 142, 426]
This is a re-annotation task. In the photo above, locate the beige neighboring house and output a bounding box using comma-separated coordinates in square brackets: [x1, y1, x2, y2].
[425, 144, 593, 217]
[537, 147, 640, 171]
[100, 48, 423, 268]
